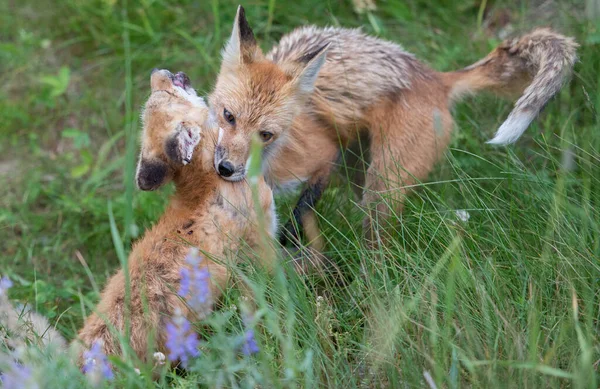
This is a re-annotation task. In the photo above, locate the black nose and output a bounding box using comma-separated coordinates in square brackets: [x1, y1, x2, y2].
[218, 161, 235, 177]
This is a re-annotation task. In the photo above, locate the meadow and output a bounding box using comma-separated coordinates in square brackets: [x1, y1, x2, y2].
[1, 0, 599, 387]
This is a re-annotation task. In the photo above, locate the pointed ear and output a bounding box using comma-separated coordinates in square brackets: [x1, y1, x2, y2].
[293, 43, 329, 94]
[222, 6, 261, 68]
[164, 123, 202, 165]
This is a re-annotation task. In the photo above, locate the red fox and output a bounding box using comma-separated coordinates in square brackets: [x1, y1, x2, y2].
[210, 6, 577, 246]
[74, 69, 276, 363]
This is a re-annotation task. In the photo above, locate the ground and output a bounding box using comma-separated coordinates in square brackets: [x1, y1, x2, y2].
[0, 0, 599, 388]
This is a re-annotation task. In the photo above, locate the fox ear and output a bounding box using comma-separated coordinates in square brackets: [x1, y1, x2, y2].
[293, 43, 329, 94]
[222, 6, 261, 68]
[164, 123, 202, 166]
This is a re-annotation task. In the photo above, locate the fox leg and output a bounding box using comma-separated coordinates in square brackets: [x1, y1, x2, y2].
[278, 160, 340, 275]
[361, 156, 410, 245]
[279, 174, 329, 251]
[362, 87, 454, 244]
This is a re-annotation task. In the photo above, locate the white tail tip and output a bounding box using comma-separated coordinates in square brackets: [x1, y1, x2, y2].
[487, 111, 537, 145]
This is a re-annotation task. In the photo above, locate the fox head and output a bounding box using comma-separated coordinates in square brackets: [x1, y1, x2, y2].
[209, 6, 328, 181]
[136, 69, 208, 191]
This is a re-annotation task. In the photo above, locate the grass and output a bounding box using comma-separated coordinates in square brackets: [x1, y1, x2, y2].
[1, 0, 599, 387]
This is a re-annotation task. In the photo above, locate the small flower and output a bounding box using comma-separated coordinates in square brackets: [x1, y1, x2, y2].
[82, 340, 114, 384]
[0, 276, 13, 296]
[153, 351, 166, 366]
[455, 210, 470, 223]
[179, 248, 211, 313]
[166, 308, 200, 367]
[316, 295, 324, 308]
[1, 362, 38, 389]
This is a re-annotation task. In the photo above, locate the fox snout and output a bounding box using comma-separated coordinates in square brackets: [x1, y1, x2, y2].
[214, 145, 246, 181]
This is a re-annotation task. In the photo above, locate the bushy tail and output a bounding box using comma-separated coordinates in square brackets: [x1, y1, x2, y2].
[443, 28, 578, 145]
[1, 294, 67, 351]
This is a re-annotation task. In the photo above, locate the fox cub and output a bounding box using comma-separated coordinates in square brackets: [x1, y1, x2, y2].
[74, 69, 276, 363]
[210, 6, 577, 246]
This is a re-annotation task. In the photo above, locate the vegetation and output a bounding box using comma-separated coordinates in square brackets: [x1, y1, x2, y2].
[1, 0, 598, 387]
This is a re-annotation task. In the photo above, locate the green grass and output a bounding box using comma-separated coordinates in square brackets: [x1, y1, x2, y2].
[1, 0, 599, 387]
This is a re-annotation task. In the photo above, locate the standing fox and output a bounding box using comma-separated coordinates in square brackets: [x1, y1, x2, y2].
[75, 69, 276, 363]
[210, 6, 577, 246]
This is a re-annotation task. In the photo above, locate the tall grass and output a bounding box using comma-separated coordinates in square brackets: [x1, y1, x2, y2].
[0, 0, 598, 388]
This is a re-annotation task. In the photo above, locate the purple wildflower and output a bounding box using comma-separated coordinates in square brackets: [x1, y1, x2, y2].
[178, 248, 211, 313]
[240, 312, 260, 356]
[242, 329, 260, 356]
[82, 340, 114, 383]
[0, 276, 13, 296]
[1, 362, 38, 389]
[165, 308, 200, 367]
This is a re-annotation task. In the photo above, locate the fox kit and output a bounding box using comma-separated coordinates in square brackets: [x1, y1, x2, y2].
[210, 6, 577, 247]
[75, 69, 276, 363]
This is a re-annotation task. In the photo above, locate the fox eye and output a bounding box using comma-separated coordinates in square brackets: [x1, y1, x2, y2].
[259, 131, 274, 142]
[223, 108, 235, 125]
